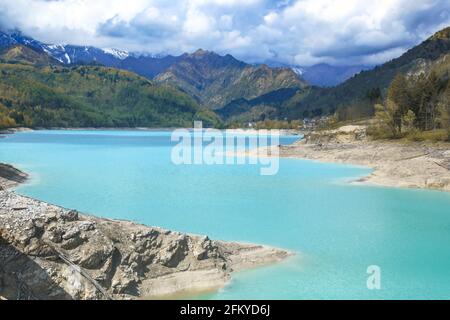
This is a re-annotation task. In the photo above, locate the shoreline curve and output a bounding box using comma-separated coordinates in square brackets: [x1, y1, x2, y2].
[0, 163, 292, 300]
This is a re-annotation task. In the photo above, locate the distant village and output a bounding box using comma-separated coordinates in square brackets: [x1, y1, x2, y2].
[245, 116, 333, 132]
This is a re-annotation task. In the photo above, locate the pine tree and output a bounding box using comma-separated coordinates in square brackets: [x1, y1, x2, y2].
[418, 71, 440, 130]
[374, 100, 400, 138]
[402, 110, 417, 133]
[409, 74, 426, 116]
[388, 74, 410, 114]
[437, 82, 450, 140]
[387, 74, 411, 132]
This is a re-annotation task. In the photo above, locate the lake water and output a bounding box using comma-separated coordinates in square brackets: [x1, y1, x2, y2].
[1, 130, 450, 299]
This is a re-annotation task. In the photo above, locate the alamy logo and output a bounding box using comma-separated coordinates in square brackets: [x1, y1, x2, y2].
[171, 121, 280, 175]
[366, 265, 381, 290]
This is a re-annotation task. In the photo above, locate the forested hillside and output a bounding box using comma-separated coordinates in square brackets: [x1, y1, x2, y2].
[0, 45, 219, 129]
[315, 27, 450, 121]
[154, 49, 306, 110]
[369, 53, 450, 141]
[217, 26, 450, 124]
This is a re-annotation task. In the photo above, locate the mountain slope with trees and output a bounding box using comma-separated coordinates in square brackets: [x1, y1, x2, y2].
[216, 26, 450, 124]
[312, 26, 450, 120]
[369, 53, 450, 141]
[0, 45, 219, 129]
[154, 49, 306, 110]
[0, 31, 307, 112]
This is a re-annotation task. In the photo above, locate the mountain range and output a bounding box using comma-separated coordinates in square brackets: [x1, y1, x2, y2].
[0, 30, 308, 110]
[1, 26, 450, 127]
[0, 45, 220, 128]
[154, 49, 307, 109]
[301, 26, 450, 116]
[219, 26, 450, 122]
[0, 30, 366, 87]
[0, 31, 128, 65]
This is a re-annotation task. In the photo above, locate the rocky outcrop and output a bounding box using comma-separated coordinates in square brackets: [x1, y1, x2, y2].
[0, 164, 28, 190]
[0, 166, 290, 300]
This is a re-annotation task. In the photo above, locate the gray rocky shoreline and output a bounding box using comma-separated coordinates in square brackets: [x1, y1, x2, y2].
[0, 164, 290, 300]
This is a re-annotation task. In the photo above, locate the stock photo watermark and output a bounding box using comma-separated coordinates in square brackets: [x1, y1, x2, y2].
[367, 265, 381, 290]
[171, 121, 280, 175]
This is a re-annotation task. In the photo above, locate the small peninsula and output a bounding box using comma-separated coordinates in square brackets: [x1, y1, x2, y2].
[0, 164, 290, 300]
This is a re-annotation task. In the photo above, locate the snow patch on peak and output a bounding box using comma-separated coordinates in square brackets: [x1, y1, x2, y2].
[291, 67, 304, 76]
[54, 57, 65, 64]
[103, 48, 129, 60]
[46, 44, 66, 51]
[64, 53, 71, 64]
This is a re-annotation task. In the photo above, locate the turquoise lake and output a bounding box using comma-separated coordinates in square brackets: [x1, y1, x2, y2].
[1, 130, 450, 299]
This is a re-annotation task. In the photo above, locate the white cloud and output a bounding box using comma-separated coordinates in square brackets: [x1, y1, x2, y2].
[219, 15, 233, 30]
[183, 7, 216, 36]
[0, 0, 449, 66]
[263, 12, 278, 25]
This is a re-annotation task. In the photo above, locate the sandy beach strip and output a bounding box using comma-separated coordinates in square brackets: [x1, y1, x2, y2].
[279, 126, 450, 192]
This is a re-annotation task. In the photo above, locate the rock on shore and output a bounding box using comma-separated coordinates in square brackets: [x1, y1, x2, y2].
[0, 164, 28, 190]
[0, 166, 290, 300]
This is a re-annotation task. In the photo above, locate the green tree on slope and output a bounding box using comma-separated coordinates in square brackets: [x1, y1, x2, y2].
[437, 83, 450, 140]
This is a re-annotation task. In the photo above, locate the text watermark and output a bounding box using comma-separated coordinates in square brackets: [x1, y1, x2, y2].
[171, 121, 280, 175]
[367, 265, 381, 290]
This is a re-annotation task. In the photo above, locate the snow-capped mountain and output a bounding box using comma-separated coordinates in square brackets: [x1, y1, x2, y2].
[0, 30, 186, 79]
[0, 30, 40, 50]
[41, 45, 126, 66]
[0, 32, 17, 48]
[1, 29, 366, 88]
[0, 30, 129, 66]
[291, 67, 305, 76]
[102, 48, 129, 60]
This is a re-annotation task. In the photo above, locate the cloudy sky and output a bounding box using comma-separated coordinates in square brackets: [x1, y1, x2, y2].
[0, 0, 449, 66]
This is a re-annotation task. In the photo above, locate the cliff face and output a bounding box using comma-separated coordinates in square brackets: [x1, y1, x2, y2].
[0, 165, 289, 300]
